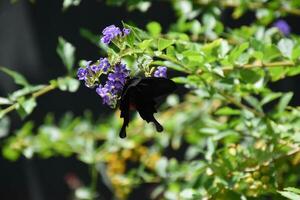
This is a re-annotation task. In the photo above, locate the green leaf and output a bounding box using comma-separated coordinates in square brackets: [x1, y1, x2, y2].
[166, 46, 176, 57]
[157, 38, 174, 51]
[277, 92, 293, 113]
[285, 187, 300, 194]
[240, 69, 261, 83]
[287, 65, 300, 77]
[122, 22, 148, 42]
[171, 77, 189, 84]
[80, 28, 100, 46]
[2, 145, 20, 161]
[212, 67, 224, 77]
[155, 157, 168, 178]
[244, 96, 263, 112]
[278, 191, 300, 200]
[205, 138, 215, 161]
[138, 39, 153, 50]
[0, 67, 30, 87]
[268, 67, 288, 81]
[202, 38, 222, 53]
[215, 107, 241, 115]
[16, 98, 37, 119]
[278, 38, 294, 59]
[146, 21, 161, 37]
[62, 0, 81, 11]
[218, 40, 230, 58]
[0, 97, 12, 105]
[57, 77, 80, 92]
[56, 37, 76, 73]
[8, 85, 45, 101]
[263, 44, 282, 62]
[260, 93, 282, 106]
[0, 117, 10, 138]
[292, 45, 300, 60]
[228, 42, 249, 65]
[75, 187, 96, 199]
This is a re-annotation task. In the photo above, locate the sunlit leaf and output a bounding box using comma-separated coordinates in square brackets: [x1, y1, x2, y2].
[56, 37, 76, 73]
[157, 38, 174, 51]
[62, 0, 81, 11]
[278, 38, 294, 59]
[0, 67, 30, 87]
[277, 92, 293, 113]
[146, 21, 162, 37]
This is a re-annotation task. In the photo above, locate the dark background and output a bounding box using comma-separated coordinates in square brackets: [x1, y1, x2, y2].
[0, 1, 299, 200]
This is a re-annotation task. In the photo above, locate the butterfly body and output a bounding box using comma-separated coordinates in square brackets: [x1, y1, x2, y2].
[119, 77, 177, 138]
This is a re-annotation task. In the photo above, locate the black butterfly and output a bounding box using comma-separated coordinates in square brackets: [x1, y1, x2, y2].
[119, 77, 177, 138]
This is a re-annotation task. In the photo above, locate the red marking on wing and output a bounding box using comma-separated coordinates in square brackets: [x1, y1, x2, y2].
[129, 103, 136, 110]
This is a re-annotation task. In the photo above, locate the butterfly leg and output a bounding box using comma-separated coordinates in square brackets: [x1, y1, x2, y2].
[151, 116, 163, 132]
[119, 120, 127, 138]
[119, 104, 130, 138]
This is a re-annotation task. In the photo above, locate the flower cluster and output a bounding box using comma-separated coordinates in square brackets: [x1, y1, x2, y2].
[77, 58, 111, 88]
[153, 66, 167, 78]
[273, 19, 291, 36]
[101, 25, 131, 45]
[96, 63, 130, 107]
[77, 59, 130, 107]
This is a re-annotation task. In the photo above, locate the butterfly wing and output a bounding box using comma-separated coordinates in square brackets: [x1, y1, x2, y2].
[119, 77, 177, 138]
[119, 78, 141, 138]
[135, 77, 177, 98]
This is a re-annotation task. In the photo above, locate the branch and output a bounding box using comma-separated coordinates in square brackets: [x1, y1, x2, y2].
[195, 60, 297, 75]
[0, 83, 57, 118]
[224, 60, 296, 71]
[196, 0, 300, 17]
[221, 92, 265, 118]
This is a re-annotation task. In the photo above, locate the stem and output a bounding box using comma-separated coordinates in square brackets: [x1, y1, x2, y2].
[195, 60, 296, 75]
[221, 92, 265, 117]
[0, 83, 57, 118]
[90, 163, 98, 200]
[223, 60, 295, 71]
[32, 84, 57, 98]
[153, 54, 193, 73]
[196, 0, 300, 16]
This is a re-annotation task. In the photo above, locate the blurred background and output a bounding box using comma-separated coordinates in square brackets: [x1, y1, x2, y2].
[1, 1, 300, 200]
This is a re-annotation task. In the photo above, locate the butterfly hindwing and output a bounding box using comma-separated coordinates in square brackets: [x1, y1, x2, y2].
[119, 77, 177, 138]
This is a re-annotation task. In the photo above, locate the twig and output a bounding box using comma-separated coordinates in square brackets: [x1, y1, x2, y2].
[221, 92, 265, 117]
[196, 0, 300, 17]
[0, 83, 57, 118]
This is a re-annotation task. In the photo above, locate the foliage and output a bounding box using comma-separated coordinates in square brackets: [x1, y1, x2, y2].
[1, 0, 300, 200]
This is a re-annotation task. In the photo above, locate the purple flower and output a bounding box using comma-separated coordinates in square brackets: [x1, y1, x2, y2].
[98, 57, 110, 72]
[108, 73, 126, 86]
[273, 20, 291, 36]
[154, 66, 167, 78]
[77, 68, 86, 80]
[96, 85, 111, 105]
[95, 63, 130, 107]
[85, 61, 94, 76]
[114, 63, 130, 76]
[123, 28, 131, 36]
[101, 25, 122, 45]
[91, 64, 100, 73]
[77, 61, 98, 88]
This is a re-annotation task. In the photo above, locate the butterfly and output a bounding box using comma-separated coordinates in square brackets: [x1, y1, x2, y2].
[119, 77, 177, 138]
